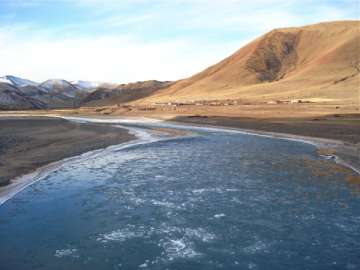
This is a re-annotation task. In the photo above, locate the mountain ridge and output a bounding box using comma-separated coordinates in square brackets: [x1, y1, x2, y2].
[139, 20, 359, 104]
[0, 75, 172, 109]
[0, 75, 39, 87]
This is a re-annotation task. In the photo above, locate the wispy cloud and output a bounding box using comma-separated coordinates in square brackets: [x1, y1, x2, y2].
[0, 26, 243, 83]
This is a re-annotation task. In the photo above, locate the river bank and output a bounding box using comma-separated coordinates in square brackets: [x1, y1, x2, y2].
[0, 116, 135, 188]
[0, 115, 197, 205]
[28, 106, 359, 173]
[65, 113, 360, 175]
[165, 115, 359, 174]
[0, 113, 358, 206]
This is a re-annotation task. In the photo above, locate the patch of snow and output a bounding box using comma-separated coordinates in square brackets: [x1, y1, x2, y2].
[71, 80, 103, 90]
[40, 79, 74, 89]
[0, 75, 38, 87]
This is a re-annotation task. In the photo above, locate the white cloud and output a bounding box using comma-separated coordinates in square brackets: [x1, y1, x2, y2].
[0, 28, 243, 83]
[0, 0, 356, 82]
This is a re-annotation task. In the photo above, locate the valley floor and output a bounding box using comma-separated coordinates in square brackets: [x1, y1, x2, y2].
[1, 102, 359, 184]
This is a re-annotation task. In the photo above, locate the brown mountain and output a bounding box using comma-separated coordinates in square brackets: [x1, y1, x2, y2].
[81, 80, 172, 106]
[140, 20, 359, 104]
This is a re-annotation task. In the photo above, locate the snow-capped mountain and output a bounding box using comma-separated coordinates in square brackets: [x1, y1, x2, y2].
[39, 79, 80, 97]
[0, 76, 85, 109]
[0, 74, 170, 110]
[71, 80, 104, 90]
[0, 75, 39, 87]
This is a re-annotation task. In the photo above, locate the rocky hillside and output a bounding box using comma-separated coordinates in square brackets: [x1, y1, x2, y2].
[0, 83, 46, 110]
[141, 20, 360, 104]
[0, 76, 91, 109]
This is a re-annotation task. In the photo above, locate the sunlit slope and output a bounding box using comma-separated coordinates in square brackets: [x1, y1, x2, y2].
[141, 21, 359, 104]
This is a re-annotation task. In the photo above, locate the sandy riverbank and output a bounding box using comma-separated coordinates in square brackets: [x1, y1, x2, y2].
[165, 115, 360, 175]
[3, 111, 358, 173]
[0, 116, 135, 187]
[0, 115, 198, 205]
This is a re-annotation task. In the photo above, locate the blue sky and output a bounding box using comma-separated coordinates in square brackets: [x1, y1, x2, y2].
[0, 0, 358, 83]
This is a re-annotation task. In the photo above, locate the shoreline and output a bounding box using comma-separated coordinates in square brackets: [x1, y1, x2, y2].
[0, 124, 148, 206]
[0, 114, 358, 206]
[3, 113, 359, 174]
[0, 116, 195, 206]
[0, 116, 137, 205]
[61, 114, 360, 175]
[164, 118, 360, 175]
[0, 116, 137, 186]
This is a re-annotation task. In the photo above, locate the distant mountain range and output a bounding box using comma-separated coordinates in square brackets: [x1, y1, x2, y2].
[0, 75, 98, 109]
[0, 75, 39, 87]
[0, 75, 170, 110]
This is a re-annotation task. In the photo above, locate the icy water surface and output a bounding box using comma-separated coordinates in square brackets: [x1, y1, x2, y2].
[0, 124, 359, 270]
